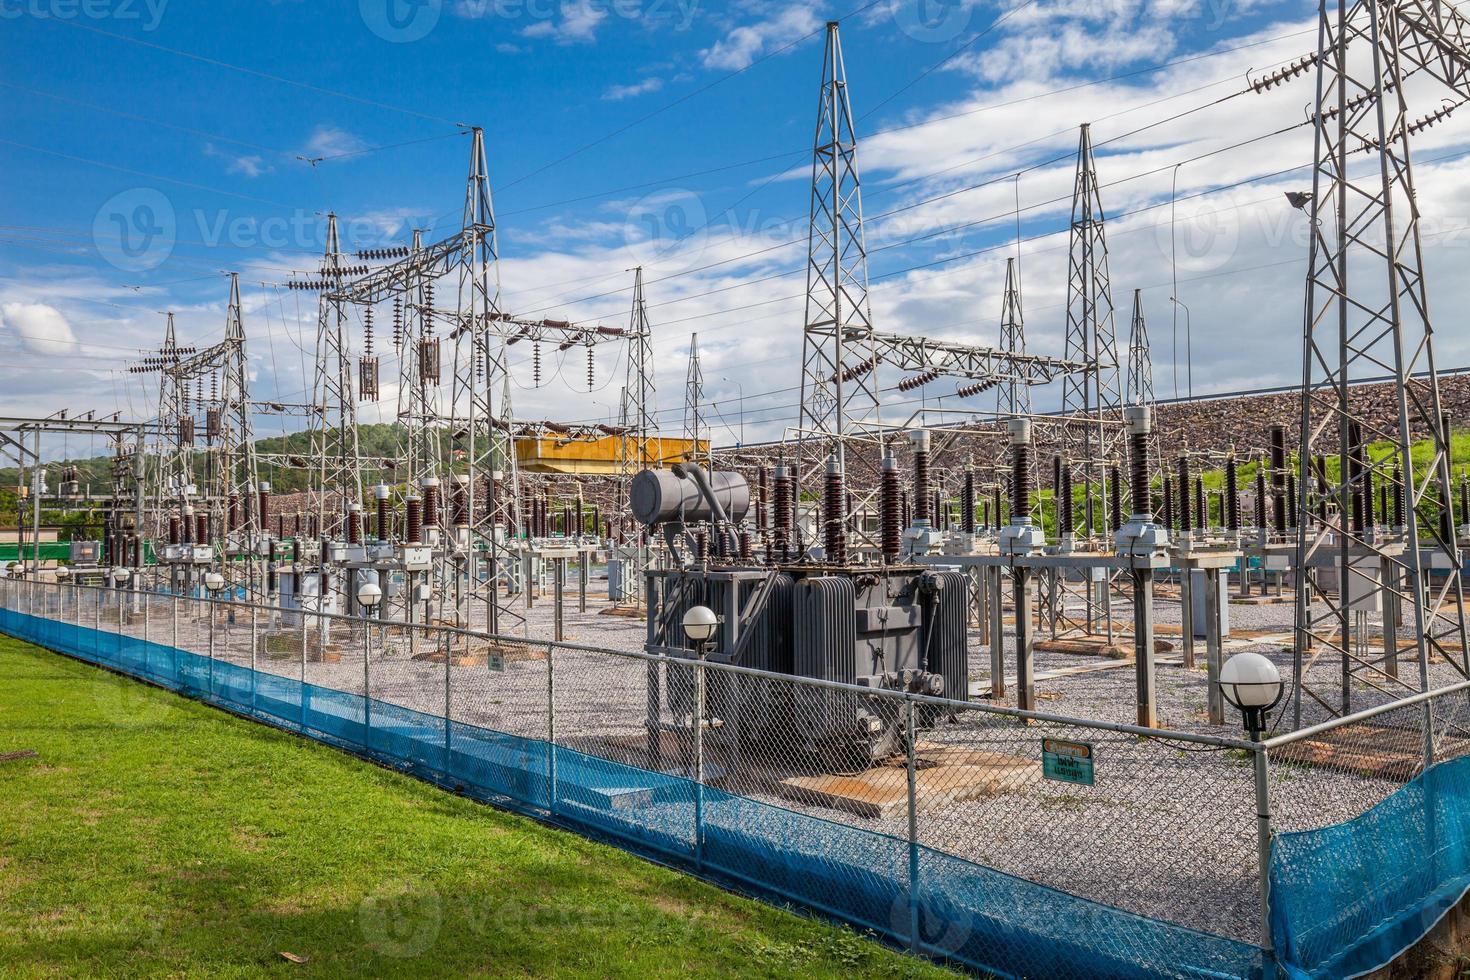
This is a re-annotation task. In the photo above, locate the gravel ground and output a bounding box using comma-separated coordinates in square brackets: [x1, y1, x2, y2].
[35, 569, 1467, 949]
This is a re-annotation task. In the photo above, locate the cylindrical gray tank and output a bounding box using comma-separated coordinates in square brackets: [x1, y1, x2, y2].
[631, 468, 750, 526]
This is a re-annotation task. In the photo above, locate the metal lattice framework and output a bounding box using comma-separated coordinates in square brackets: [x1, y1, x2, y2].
[1061, 123, 1123, 537]
[997, 256, 1030, 419]
[1291, 0, 1470, 727]
[309, 213, 362, 535]
[683, 332, 706, 465]
[1125, 288, 1155, 410]
[796, 21, 881, 498]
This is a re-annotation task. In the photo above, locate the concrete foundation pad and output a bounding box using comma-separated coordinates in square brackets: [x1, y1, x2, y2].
[778, 742, 1040, 819]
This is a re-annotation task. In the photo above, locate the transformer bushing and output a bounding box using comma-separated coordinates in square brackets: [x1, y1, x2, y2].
[999, 418, 1044, 556]
[880, 454, 902, 562]
[374, 484, 391, 541]
[1114, 405, 1169, 556]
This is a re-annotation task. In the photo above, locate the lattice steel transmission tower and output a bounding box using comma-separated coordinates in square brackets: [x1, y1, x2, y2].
[683, 333, 706, 464]
[310, 212, 362, 533]
[621, 266, 656, 485]
[1062, 123, 1122, 535]
[996, 256, 1030, 418]
[1125, 288, 1154, 409]
[447, 126, 522, 633]
[1290, 0, 1470, 729]
[797, 20, 880, 497]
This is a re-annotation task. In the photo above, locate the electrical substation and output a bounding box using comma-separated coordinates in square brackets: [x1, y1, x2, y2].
[10, 6, 1470, 977]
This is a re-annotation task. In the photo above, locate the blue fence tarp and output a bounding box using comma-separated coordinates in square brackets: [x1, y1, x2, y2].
[0, 605, 1271, 979]
[1270, 754, 1470, 979]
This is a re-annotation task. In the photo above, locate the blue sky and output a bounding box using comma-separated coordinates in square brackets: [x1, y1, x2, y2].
[6, 0, 1468, 450]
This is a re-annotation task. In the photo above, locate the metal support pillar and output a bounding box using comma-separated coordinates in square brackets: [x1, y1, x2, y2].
[1133, 568, 1157, 728]
[1014, 566, 1034, 714]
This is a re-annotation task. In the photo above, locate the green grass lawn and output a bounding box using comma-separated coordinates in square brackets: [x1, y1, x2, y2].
[0, 637, 952, 979]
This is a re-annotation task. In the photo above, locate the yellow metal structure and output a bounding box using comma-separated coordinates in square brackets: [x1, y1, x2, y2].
[514, 435, 706, 475]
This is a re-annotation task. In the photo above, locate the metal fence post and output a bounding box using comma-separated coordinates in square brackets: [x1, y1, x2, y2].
[300, 607, 308, 731]
[906, 698, 921, 953]
[207, 599, 215, 696]
[250, 602, 258, 716]
[694, 651, 706, 871]
[172, 593, 178, 651]
[1253, 744, 1276, 969]
[363, 618, 372, 751]
[444, 626, 452, 776]
[547, 644, 557, 815]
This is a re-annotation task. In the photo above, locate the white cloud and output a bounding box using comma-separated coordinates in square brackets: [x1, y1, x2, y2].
[701, 3, 821, 70]
[603, 77, 665, 101]
[203, 142, 274, 178]
[519, 0, 607, 43]
[300, 125, 368, 161]
[0, 302, 80, 355]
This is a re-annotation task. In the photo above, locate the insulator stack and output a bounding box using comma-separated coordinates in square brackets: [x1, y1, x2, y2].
[1128, 430, 1149, 517]
[880, 454, 901, 563]
[1175, 457, 1191, 533]
[293, 513, 302, 538]
[591, 506, 600, 538]
[962, 466, 976, 534]
[586, 342, 595, 390]
[897, 368, 941, 392]
[1109, 466, 1121, 532]
[1195, 478, 1207, 531]
[275, 515, 284, 538]
[375, 485, 391, 540]
[452, 476, 469, 527]
[1287, 472, 1299, 529]
[738, 531, 753, 562]
[181, 507, 194, 545]
[1009, 423, 1033, 517]
[292, 538, 301, 564]
[756, 466, 769, 531]
[1461, 479, 1469, 531]
[422, 478, 441, 528]
[955, 378, 1000, 399]
[346, 504, 362, 545]
[773, 464, 794, 561]
[992, 485, 1003, 527]
[195, 512, 208, 546]
[911, 431, 930, 523]
[1225, 455, 1240, 531]
[837, 359, 874, 384]
[129, 536, 140, 569]
[405, 496, 423, 545]
[258, 483, 271, 530]
[1269, 425, 1288, 534]
[1060, 463, 1074, 534]
[1255, 463, 1268, 529]
[575, 497, 584, 537]
[168, 515, 181, 546]
[392, 298, 403, 351]
[424, 281, 435, 323]
[533, 341, 542, 386]
[1313, 455, 1329, 520]
[933, 490, 943, 530]
[1162, 475, 1175, 531]
[694, 530, 709, 561]
[823, 457, 847, 565]
[1347, 421, 1366, 532]
[228, 494, 241, 532]
[309, 513, 319, 540]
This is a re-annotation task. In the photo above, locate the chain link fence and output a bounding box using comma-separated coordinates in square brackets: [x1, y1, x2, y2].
[9, 576, 1466, 978]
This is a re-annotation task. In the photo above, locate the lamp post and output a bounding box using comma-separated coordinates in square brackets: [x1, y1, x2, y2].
[1220, 651, 1284, 740]
[682, 604, 719, 869]
[357, 581, 383, 744]
[113, 567, 131, 634]
[1221, 651, 1283, 962]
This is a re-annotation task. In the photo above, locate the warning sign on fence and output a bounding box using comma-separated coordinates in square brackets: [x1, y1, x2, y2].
[1042, 738, 1095, 786]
